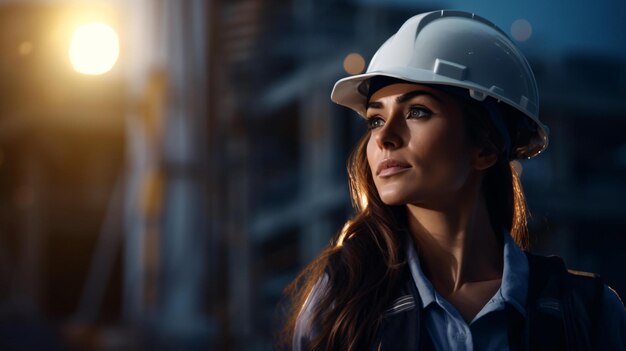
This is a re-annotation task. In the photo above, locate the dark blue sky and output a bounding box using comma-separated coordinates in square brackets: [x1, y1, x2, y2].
[361, 0, 626, 59]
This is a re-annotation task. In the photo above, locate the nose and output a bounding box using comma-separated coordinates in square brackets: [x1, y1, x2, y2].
[374, 115, 404, 150]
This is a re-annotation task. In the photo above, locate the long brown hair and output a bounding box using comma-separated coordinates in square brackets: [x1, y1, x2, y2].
[280, 94, 529, 350]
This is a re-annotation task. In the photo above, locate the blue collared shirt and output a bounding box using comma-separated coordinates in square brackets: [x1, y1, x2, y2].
[406, 230, 528, 351]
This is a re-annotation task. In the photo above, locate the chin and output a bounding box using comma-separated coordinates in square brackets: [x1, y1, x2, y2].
[378, 192, 410, 206]
[381, 199, 405, 206]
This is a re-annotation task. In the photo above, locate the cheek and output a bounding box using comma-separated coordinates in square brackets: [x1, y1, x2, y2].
[404, 127, 447, 168]
[419, 119, 469, 158]
[438, 153, 472, 184]
[409, 123, 473, 182]
[366, 136, 378, 175]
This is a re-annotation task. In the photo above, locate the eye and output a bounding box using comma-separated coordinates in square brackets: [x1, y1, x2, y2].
[366, 116, 385, 129]
[407, 106, 431, 119]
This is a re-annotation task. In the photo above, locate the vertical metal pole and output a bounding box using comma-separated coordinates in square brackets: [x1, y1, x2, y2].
[226, 113, 252, 349]
[296, 0, 335, 264]
[122, 111, 150, 322]
[156, 0, 214, 342]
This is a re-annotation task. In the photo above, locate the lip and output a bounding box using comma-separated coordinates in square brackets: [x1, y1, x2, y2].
[376, 158, 411, 177]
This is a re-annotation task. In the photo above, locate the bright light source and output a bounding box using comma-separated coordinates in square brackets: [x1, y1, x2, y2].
[69, 22, 119, 75]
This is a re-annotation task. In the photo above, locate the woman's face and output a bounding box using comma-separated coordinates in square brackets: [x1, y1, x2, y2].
[366, 83, 481, 208]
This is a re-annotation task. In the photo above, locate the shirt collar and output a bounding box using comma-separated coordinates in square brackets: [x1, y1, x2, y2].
[500, 230, 529, 316]
[406, 229, 529, 316]
[406, 234, 437, 308]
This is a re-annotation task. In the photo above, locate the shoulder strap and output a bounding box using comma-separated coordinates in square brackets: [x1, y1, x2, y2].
[562, 269, 604, 350]
[525, 252, 567, 350]
[525, 252, 604, 351]
[375, 266, 434, 351]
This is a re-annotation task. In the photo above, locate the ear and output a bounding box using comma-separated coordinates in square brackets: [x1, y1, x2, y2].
[472, 146, 498, 171]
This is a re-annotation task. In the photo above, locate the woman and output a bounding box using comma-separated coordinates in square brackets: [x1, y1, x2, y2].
[283, 10, 626, 350]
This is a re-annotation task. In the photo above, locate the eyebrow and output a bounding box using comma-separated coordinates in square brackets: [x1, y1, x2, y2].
[366, 90, 444, 110]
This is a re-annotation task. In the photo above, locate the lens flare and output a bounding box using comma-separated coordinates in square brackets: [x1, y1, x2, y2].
[69, 22, 119, 75]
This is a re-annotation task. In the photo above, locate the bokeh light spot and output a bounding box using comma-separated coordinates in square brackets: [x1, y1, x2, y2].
[343, 53, 365, 75]
[511, 19, 532, 42]
[18, 41, 34, 56]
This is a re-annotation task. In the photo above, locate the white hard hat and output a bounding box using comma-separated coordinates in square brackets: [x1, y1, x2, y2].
[331, 10, 549, 159]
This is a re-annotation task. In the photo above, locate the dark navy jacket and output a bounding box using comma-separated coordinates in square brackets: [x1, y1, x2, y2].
[373, 253, 626, 350]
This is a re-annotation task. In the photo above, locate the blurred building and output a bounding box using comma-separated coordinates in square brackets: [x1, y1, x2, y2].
[0, 0, 624, 351]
